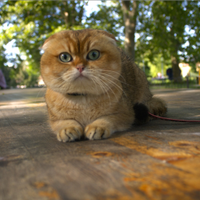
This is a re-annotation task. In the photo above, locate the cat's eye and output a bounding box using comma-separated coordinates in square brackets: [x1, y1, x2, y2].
[87, 50, 100, 61]
[59, 53, 72, 63]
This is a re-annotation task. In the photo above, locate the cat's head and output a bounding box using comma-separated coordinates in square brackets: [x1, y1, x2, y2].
[40, 29, 121, 96]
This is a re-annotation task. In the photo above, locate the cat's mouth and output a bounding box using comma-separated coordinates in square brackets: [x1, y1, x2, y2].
[74, 72, 89, 81]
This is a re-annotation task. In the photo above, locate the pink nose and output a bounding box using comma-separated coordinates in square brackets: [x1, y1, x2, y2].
[76, 64, 85, 73]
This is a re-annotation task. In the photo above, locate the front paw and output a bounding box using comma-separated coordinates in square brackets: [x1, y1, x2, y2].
[57, 126, 83, 142]
[85, 124, 111, 140]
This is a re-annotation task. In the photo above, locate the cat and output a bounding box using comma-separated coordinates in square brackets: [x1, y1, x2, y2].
[40, 29, 167, 142]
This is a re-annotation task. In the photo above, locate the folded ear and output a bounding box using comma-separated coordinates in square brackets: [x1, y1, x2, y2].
[42, 29, 117, 51]
[42, 34, 57, 51]
[96, 30, 117, 41]
[95, 30, 118, 45]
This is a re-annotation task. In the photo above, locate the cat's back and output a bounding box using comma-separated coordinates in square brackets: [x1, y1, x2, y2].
[119, 49, 151, 105]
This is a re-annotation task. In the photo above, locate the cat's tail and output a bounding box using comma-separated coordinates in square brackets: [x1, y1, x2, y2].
[133, 103, 149, 124]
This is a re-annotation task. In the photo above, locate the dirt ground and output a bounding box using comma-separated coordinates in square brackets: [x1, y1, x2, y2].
[0, 88, 200, 200]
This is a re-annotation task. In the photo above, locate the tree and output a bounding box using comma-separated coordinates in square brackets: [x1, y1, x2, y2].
[136, 1, 200, 82]
[0, 0, 87, 87]
[86, 1, 123, 45]
[1, 0, 87, 68]
[185, 1, 200, 63]
[1, 0, 200, 86]
[121, 0, 138, 60]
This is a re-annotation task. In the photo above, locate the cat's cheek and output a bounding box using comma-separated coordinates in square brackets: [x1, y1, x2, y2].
[44, 67, 50, 74]
[110, 62, 120, 70]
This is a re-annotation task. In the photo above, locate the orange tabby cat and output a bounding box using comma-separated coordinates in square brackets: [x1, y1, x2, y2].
[40, 29, 167, 142]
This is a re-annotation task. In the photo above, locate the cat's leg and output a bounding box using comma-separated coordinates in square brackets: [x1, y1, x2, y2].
[50, 120, 84, 142]
[85, 114, 133, 140]
[146, 97, 167, 116]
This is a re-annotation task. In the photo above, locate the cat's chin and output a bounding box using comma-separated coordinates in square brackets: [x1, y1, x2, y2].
[65, 89, 103, 96]
[49, 83, 101, 96]
[59, 87, 106, 97]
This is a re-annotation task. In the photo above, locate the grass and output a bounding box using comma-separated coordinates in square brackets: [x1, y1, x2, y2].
[149, 77, 200, 89]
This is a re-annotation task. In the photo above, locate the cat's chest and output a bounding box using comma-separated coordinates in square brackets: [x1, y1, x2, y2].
[47, 94, 116, 126]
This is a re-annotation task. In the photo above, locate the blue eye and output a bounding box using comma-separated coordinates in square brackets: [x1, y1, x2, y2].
[87, 50, 100, 60]
[59, 53, 72, 62]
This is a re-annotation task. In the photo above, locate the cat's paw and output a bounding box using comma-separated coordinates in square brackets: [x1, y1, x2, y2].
[85, 124, 111, 140]
[57, 126, 83, 142]
[147, 97, 167, 117]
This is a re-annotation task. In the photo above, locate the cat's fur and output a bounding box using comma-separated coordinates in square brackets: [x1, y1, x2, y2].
[40, 29, 167, 142]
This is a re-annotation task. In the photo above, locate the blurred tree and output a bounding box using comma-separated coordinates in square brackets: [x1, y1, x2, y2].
[1, 0, 87, 69]
[121, 0, 138, 60]
[136, 1, 200, 82]
[86, 1, 123, 46]
[185, 1, 200, 63]
[1, 0, 200, 86]
[0, 0, 87, 87]
[86, 0, 139, 60]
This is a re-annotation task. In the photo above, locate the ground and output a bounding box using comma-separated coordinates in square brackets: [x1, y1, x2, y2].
[0, 88, 200, 200]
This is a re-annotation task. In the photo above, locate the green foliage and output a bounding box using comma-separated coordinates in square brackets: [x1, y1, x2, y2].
[0, 0, 200, 87]
[7, 61, 40, 87]
[0, 0, 87, 87]
[137, 2, 183, 59]
[136, 1, 200, 81]
[86, 1, 124, 46]
[1, 0, 87, 67]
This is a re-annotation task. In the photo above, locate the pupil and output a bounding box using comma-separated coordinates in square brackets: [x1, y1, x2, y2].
[87, 50, 99, 60]
[92, 53, 96, 57]
[63, 54, 67, 60]
[59, 53, 72, 62]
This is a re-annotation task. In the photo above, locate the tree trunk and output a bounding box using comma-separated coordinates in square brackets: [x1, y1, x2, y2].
[171, 56, 182, 82]
[71, 1, 76, 26]
[121, 0, 138, 61]
[61, 1, 69, 27]
[170, 25, 182, 82]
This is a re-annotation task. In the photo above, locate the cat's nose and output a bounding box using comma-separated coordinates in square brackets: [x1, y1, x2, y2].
[76, 64, 85, 73]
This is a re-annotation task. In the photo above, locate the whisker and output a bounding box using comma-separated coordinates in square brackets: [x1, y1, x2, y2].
[98, 71, 134, 88]
[100, 69, 126, 82]
[99, 74, 123, 92]
[96, 75, 121, 102]
[87, 69, 127, 99]
[86, 71, 111, 102]
[50, 71, 76, 89]
[99, 73, 128, 98]
[89, 68, 134, 88]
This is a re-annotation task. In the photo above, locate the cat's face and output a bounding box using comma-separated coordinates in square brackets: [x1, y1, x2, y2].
[40, 29, 121, 96]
